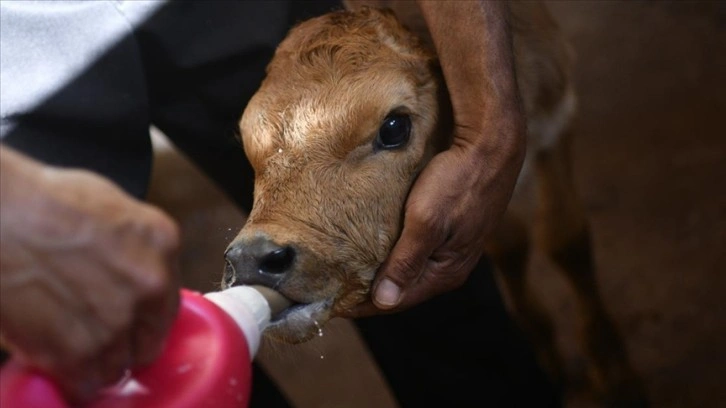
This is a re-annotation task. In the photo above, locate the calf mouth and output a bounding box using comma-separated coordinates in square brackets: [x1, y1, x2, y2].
[221, 243, 356, 342]
[265, 298, 333, 343]
[223, 266, 335, 342]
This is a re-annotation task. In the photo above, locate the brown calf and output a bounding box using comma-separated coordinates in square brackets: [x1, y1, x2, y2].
[224, 3, 646, 406]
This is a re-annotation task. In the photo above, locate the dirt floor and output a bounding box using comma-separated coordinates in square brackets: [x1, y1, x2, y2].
[147, 2, 726, 407]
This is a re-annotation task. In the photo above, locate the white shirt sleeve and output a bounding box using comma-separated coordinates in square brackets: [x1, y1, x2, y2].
[0, 0, 165, 138]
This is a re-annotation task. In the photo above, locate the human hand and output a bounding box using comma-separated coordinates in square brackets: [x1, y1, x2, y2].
[0, 147, 180, 402]
[346, 0, 524, 315]
[350, 114, 525, 315]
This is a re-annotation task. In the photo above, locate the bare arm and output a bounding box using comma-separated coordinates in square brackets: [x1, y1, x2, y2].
[419, 0, 523, 151]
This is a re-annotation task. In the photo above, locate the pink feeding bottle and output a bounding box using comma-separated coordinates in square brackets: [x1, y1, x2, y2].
[0, 285, 289, 408]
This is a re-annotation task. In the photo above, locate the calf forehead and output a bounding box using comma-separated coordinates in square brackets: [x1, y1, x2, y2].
[247, 68, 421, 159]
[241, 8, 434, 164]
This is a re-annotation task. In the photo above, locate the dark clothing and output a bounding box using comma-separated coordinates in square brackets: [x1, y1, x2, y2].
[1, 1, 560, 406]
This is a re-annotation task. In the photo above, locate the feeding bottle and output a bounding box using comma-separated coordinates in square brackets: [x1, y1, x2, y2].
[0, 285, 289, 408]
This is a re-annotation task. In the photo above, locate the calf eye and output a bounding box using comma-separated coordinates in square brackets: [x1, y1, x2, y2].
[375, 114, 411, 150]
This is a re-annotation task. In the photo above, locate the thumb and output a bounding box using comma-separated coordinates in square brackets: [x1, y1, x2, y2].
[373, 220, 441, 310]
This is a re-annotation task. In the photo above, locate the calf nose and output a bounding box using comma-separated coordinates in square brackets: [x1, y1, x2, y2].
[223, 236, 296, 288]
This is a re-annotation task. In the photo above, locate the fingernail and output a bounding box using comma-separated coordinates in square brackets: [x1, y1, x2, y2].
[375, 279, 401, 307]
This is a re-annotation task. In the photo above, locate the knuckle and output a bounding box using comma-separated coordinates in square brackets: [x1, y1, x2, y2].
[388, 256, 422, 282]
[135, 207, 180, 253]
[63, 331, 101, 364]
[134, 268, 172, 299]
[105, 307, 134, 335]
[152, 214, 180, 252]
[406, 203, 446, 236]
[428, 261, 471, 291]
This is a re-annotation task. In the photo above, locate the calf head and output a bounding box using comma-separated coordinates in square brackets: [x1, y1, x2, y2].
[224, 8, 449, 343]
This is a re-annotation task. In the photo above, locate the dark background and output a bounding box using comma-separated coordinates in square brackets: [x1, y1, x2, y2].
[147, 2, 726, 407]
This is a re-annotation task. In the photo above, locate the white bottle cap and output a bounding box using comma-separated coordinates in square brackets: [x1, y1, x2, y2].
[203, 286, 271, 357]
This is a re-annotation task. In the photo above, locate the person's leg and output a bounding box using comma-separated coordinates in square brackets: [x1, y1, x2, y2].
[355, 256, 563, 408]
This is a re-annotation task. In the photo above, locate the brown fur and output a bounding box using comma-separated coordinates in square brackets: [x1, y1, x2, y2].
[232, 6, 440, 334]
[226, 3, 646, 405]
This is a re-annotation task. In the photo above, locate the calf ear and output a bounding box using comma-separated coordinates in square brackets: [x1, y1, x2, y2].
[342, 0, 435, 54]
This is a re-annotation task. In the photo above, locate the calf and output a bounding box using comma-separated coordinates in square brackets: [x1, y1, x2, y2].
[223, 3, 646, 405]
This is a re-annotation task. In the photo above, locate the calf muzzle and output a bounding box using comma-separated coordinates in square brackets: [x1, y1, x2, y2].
[223, 236, 296, 288]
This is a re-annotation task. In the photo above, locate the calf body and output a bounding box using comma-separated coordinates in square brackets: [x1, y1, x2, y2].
[224, 3, 646, 405]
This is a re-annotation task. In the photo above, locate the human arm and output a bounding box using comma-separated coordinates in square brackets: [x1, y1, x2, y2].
[354, 0, 525, 313]
[0, 145, 181, 401]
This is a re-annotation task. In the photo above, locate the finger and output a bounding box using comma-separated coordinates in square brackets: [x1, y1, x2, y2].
[347, 299, 397, 318]
[373, 216, 444, 310]
[96, 332, 134, 387]
[392, 264, 456, 310]
[130, 210, 181, 366]
[132, 288, 179, 366]
[59, 334, 133, 403]
[50, 320, 109, 403]
[59, 368, 105, 404]
[132, 314, 171, 367]
[400, 250, 480, 309]
[131, 262, 180, 366]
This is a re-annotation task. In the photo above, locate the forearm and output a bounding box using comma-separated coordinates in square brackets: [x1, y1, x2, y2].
[416, 0, 524, 156]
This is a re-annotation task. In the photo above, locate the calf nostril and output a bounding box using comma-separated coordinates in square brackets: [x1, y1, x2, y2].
[259, 246, 295, 275]
[224, 245, 241, 262]
[223, 259, 237, 288]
